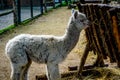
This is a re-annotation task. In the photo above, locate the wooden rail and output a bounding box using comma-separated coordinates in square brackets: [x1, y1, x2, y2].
[77, 3, 120, 75]
[36, 71, 77, 80]
[0, 10, 13, 17]
[79, 0, 110, 4]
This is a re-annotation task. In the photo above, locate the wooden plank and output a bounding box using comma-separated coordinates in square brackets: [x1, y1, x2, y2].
[116, 8, 120, 53]
[36, 71, 77, 80]
[88, 5, 101, 54]
[81, 4, 104, 66]
[0, 10, 13, 17]
[98, 6, 116, 62]
[91, 5, 105, 66]
[87, 5, 99, 54]
[78, 43, 90, 75]
[112, 15, 120, 52]
[94, 5, 108, 59]
[108, 8, 120, 67]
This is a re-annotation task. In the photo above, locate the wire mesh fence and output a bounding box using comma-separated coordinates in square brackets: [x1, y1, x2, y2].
[0, 0, 72, 31]
[13, 0, 62, 26]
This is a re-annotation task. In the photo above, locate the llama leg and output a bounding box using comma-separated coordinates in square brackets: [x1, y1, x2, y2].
[11, 58, 29, 80]
[11, 59, 31, 80]
[11, 64, 21, 80]
[9, 48, 29, 80]
[22, 59, 32, 80]
[46, 63, 60, 80]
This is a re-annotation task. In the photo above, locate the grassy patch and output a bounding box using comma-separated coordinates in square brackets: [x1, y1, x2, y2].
[0, 25, 15, 35]
[0, 18, 34, 35]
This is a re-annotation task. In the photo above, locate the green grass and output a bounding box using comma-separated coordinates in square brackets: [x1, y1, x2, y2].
[0, 18, 33, 35]
[0, 25, 15, 35]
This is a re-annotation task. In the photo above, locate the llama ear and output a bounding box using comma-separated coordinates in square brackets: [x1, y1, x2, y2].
[74, 11, 78, 19]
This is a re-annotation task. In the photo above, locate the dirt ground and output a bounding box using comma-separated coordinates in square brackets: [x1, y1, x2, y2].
[0, 7, 90, 80]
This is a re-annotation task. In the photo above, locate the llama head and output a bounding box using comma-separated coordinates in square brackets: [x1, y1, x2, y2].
[71, 10, 89, 30]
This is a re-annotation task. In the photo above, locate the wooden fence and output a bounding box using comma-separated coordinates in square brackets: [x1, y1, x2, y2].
[79, 0, 110, 4]
[77, 3, 120, 74]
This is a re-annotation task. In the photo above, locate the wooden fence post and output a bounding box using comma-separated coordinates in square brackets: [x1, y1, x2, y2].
[13, 0, 21, 26]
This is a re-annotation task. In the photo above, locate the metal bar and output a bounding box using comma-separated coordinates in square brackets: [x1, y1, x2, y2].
[40, 0, 43, 14]
[30, 0, 33, 18]
[17, 0, 21, 23]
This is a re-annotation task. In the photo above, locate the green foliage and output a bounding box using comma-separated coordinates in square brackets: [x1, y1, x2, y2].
[62, 1, 68, 6]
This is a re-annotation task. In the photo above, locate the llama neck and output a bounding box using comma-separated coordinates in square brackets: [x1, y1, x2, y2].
[63, 20, 82, 53]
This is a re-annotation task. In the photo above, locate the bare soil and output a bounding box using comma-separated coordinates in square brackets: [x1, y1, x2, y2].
[0, 7, 120, 80]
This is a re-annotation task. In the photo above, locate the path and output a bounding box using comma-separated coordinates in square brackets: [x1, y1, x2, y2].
[0, 7, 88, 80]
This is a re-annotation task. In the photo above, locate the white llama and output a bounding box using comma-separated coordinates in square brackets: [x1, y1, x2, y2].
[5, 10, 89, 80]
